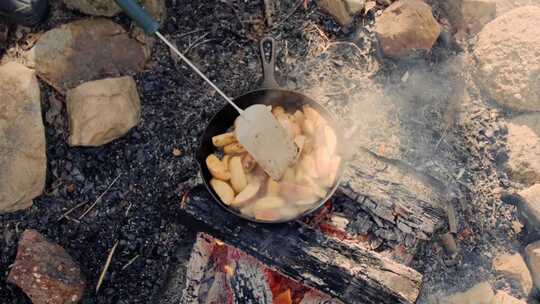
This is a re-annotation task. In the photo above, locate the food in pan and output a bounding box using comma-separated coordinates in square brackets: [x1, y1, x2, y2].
[206, 105, 341, 222]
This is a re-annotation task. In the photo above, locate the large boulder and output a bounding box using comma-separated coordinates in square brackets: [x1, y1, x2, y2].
[525, 240, 540, 292]
[27, 19, 147, 94]
[316, 0, 365, 27]
[506, 121, 540, 185]
[491, 291, 526, 304]
[67, 76, 141, 146]
[518, 184, 540, 237]
[374, 0, 441, 59]
[7, 230, 85, 304]
[440, 281, 494, 304]
[461, 0, 497, 35]
[63, 0, 121, 16]
[473, 6, 540, 111]
[0, 62, 46, 213]
[492, 253, 533, 295]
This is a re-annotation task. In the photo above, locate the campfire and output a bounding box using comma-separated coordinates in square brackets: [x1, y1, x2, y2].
[1, 0, 540, 304]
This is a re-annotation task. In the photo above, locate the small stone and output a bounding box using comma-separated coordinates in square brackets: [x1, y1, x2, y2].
[172, 148, 182, 157]
[316, 0, 366, 27]
[0, 62, 46, 213]
[440, 282, 494, 304]
[473, 6, 540, 111]
[63, 0, 121, 17]
[492, 253, 533, 295]
[7, 230, 85, 304]
[506, 122, 540, 185]
[67, 76, 141, 146]
[28, 19, 147, 94]
[491, 290, 526, 304]
[374, 0, 441, 59]
[460, 0, 496, 35]
[440, 233, 459, 255]
[525, 239, 540, 292]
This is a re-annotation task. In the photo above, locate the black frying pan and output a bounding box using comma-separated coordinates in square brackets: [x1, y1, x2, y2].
[196, 37, 346, 224]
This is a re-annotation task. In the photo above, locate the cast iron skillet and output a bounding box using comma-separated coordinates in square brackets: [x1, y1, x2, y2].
[196, 37, 346, 224]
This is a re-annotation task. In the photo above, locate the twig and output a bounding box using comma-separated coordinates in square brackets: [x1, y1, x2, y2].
[125, 202, 133, 217]
[57, 201, 87, 221]
[78, 173, 122, 220]
[96, 240, 119, 293]
[121, 255, 140, 271]
[184, 32, 210, 54]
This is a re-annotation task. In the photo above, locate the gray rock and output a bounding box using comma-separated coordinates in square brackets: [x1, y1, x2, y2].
[316, 0, 365, 27]
[491, 291, 525, 304]
[63, 0, 121, 17]
[473, 6, 540, 111]
[27, 18, 147, 94]
[525, 240, 540, 293]
[461, 0, 497, 35]
[67, 76, 141, 146]
[0, 62, 46, 213]
[492, 253, 533, 295]
[374, 0, 441, 59]
[440, 281, 494, 304]
[506, 121, 540, 185]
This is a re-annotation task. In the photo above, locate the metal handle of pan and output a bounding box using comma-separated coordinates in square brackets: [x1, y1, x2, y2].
[259, 37, 280, 89]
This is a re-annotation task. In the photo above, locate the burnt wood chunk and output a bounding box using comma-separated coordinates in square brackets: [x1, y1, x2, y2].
[179, 187, 423, 304]
[340, 148, 447, 239]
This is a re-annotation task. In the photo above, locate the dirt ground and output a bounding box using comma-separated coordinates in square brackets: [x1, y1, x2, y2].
[0, 0, 531, 303]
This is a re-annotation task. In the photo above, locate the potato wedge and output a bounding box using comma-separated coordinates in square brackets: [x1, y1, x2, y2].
[280, 182, 316, 201]
[206, 154, 231, 180]
[232, 180, 261, 207]
[222, 155, 231, 168]
[294, 197, 318, 206]
[315, 146, 332, 177]
[212, 132, 236, 147]
[224, 143, 246, 154]
[266, 178, 280, 195]
[294, 135, 306, 151]
[303, 105, 326, 126]
[271, 106, 286, 117]
[210, 178, 235, 205]
[279, 206, 299, 220]
[303, 137, 314, 154]
[230, 156, 248, 193]
[252, 196, 285, 211]
[301, 118, 315, 136]
[254, 209, 282, 221]
[241, 153, 257, 173]
[320, 156, 341, 187]
[292, 110, 305, 125]
[324, 125, 338, 155]
[298, 154, 318, 178]
[297, 174, 327, 198]
[283, 168, 296, 182]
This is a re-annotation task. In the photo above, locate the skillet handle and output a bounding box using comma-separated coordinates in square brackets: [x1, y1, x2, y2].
[259, 37, 280, 89]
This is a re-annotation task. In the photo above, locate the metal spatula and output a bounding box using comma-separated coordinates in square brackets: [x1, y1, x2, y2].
[115, 0, 298, 180]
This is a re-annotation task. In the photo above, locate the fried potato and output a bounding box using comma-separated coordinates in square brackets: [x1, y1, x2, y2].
[303, 137, 314, 154]
[212, 132, 236, 147]
[292, 110, 305, 125]
[279, 182, 316, 201]
[297, 174, 327, 198]
[266, 178, 280, 195]
[320, 156, 341, 187]
[271, 106, 286, 117]
[315, 146, 332, 177]
[206, 154, 231, 180]
[254, 209, 282, 221]
[224, 143, 246, 154]
[303, 105, 326, 126]
[232, 180, 261, 207]
[241, 153, 257, 172]
[324, 125, 337, 155]
[252, 196, 285, 211]
[230, 156, 248, 193]
[283, 168, 296, 182]
[301, 118, 315, 136]
[210, 178, 235, 205]
[298, 154, 318, 178]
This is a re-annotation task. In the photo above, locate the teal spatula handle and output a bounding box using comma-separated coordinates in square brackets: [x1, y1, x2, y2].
[115, 0, 159, 35]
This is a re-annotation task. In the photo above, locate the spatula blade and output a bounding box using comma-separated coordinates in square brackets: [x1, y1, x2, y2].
[235, 104, 298, 180]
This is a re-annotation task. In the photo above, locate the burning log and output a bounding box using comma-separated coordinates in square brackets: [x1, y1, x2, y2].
[340, 148, 447, 241]
[179, 187, 423, 304]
